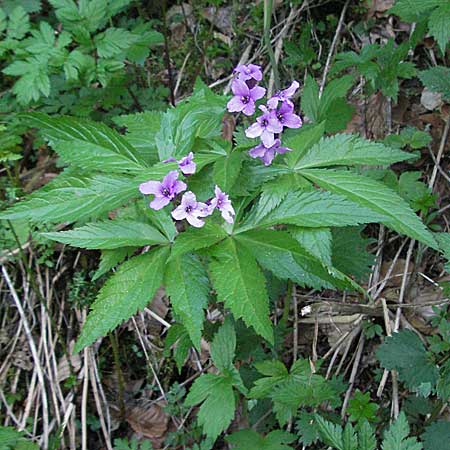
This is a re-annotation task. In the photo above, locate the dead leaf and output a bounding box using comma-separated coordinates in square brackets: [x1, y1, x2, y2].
[167, 3, 194, 42]
[56, 346, 81, 383]
[126, 400, 169, 448]
[421, 88, 443, 111]
[202, 6, 233, 35]
[380, 259, 415, 289]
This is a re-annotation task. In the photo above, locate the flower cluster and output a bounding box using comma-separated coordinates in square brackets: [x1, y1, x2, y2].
[227, 64, 302, 166]
[139, 154, 234, 228]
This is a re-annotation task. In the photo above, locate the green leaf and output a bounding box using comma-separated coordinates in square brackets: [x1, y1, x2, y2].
[428, 3, 450, 53]
[301, 75, 320, 121]
[165, 254, 209, 349]
[43, 220, 167, 249]
[209, 238, 273, 344]
[389, 0, 441, 22]
[7, 6, 30, 39]
[300, 169, 437, 248]
[421, 421, 450, 450]
[419, 66, 450, 101]
[113, 111, 163, 164]
[251, 190, 386, 229]
[0, 426, 39, 449]
[210, 318, 236, 372]
[20, 113, 149, 172]
[212, 151, 242, 192]
[92, 247, 134, 281]
[347, 390, 379, 423]
[294, 134, 412, 169]
[170, 222, 227, 259]
[95, 27, 137, 58]
[0, 171, 137, 223]
[382, 412, 423, 450]
[358, 421, 377, 450]
[164, 323, 192, 373]
[227, 429, 296, 450]
[236, 229, 358, 291]
[185, 373, 235, 440]
[74, 247, 169, 352]
[289, 227, 332, 266]
[315, 415, 344, 450]
[332, 227, 375, 281]
[284, 122, 326, 168]
[376, 330, 439, 393]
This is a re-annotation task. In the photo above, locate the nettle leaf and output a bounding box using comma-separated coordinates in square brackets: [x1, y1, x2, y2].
[74, 247, 169, 352]
[165, 254, 210, 349]
[382, 412, 422, 450]
[113, 111, 163, 164]
[170, 222, 228, 259]
[389, 0, 440, 22]
[294, 134, 412, 169]
[289, 227, 333, 266]
[227, 429, 296, 450]
[347, 390, 379, 423]
[20, 113, 149, 173]
[236, 230, 358, 291]
[300, 169, 437, 249]
[0, 171, 138, 223]
[251, 190, 385, 229]
[421, 421, 450, 450]
[43, 220, 167, 249]
[315, 415, 345, 450]
[428, 3, 450, 53]
[184, 373, 235, 440]
[358, 421, 377, 450]
[376, 330, 439, 393]
[419, 66, 450, 101]
[209, 238, 273, 344]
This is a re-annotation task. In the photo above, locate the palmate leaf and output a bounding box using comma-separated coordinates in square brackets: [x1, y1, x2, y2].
[246, 190, 385, 230]
[210, 318, 236, 372]
[184, 373, 235, 440]
[43, 219, 167, 249]
[212, 151, 242, 192]
[300, 169, 437, 248]
[164, 254, 210, 349]
[20, 112, 149, 172]
[289, 227, 332, 266]
[209, 238, 273, 344]
[170, 222, 228, 258]
[74, 246, 169, 352]
[294, 134, 412, 169]
[0, 171, 138, 223]
[92, 247, 135, 281]
[236, 230, 359, 291]
[429, 3, 450, 53]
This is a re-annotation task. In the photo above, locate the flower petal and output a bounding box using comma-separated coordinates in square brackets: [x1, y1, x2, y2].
[186, 214, 205, 228]
[266, 96, 279, 109]
[282, 80, 300, 98]
[245, 122, 263, 138]
[260, 130, 275, 147]
[171, 205, 186, 221]
[282, 113, 302, 129]
[150, 196, 170, 210]
[173, 180, 187, 195]
[139, 180, 161, 195]
[248, 144, 267, 158]
[231, 79, 249, 96]
[242, 101, 256, 116]
[227, 96, 245, 112]
[250, 85, 266, 101]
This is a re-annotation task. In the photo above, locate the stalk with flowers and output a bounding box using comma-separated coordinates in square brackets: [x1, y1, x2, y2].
[0, 60, 439, 443]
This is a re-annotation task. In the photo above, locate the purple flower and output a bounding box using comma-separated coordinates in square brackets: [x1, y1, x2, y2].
[275, 101, 302, 129]
[171, 191, 210, 228]
[227, 79, 266, 116]
[245, 106, 283, 147]
[248, 139, 291, 166]
[163, 152, 196, 175]
[267, 80, 300, 109]
[178, 152, 196, 175]
[234, 64, 263, 82]
[210, 186, 235, 224]
[139, 170, 186, 210]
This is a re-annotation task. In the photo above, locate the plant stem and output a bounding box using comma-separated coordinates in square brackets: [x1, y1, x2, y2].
[110, 331, 126, 420]
[264, 0, 280, 91]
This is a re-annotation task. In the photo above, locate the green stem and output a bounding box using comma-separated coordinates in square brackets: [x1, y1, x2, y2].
[264, 0, 280, 91]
